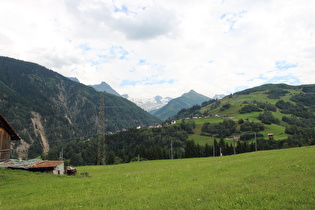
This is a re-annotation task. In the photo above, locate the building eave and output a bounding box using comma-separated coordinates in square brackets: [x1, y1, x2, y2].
[0, 113, 21, 140]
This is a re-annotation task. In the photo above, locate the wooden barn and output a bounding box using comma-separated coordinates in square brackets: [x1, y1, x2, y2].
[0, 114, 66, 175]
[29, 160, 65, 175]
[0, 114, 21, 161]
[0, 159, 65, 175]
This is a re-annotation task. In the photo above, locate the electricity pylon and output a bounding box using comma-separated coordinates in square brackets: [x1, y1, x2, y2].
[97, 96, 106, 165]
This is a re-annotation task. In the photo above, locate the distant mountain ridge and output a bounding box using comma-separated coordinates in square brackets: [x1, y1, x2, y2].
[67, 78, 121, 96]
[151, 90, 211, 120]
[68, 77, 80, 83]
[0, 56, 161, 158]
[89, 82, 121, 96]
[169, 83, 315, 122]
[123, 95, 172, 112]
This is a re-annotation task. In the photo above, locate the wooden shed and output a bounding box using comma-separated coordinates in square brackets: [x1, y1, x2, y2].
[28, 160, 65, 175]
[0, 159, 65, 175]
[0, 114, 21, 161]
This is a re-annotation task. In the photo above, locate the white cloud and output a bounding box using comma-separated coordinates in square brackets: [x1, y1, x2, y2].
[0, 0, 314, 99]
[111, 4, 179, 40]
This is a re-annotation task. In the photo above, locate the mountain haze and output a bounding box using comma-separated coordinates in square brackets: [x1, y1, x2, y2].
[124, 95, 172, 112]
[68, 77, 80, 83]
[0, 56, 161, 158]
[89, 81, 121, 96]
[151, 90, 210, 120]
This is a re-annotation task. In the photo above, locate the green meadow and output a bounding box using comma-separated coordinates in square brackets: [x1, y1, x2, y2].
[186, 115, 288, 146]
[1, 146, 314, 209]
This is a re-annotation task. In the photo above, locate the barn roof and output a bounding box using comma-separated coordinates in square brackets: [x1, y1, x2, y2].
[0, 159, 64, 169]
[29, 160, 64, 168]
[0, 114, 21, 140]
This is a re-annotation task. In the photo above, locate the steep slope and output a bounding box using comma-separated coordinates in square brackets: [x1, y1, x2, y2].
[68, 77, 80, 83]
[152, 90, 210, 120]
[0, 56, 161, 158]
[89, 81, 121, 96]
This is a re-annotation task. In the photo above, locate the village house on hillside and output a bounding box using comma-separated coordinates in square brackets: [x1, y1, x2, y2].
[0, 113, 21, 161]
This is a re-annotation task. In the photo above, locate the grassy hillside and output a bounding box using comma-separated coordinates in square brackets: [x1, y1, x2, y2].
[186, 116, 288, 146]
[174, 84, 315, 145]
[1, 146, 314, 209]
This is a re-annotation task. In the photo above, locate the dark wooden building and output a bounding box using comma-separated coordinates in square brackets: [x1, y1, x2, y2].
[0, 114, 21, 161]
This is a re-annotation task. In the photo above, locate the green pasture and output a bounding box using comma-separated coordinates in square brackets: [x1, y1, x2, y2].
[201, 88, 302, 115]
[260, 124, 288, 140]
[185, 111, 289, 145]
[1, 146, 314, 209]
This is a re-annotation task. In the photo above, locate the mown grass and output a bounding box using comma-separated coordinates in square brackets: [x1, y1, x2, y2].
[1, 146, 314, 209]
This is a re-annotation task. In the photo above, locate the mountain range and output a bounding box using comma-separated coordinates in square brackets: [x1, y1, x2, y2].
[2, 56, 314, 161]
[123, 95, 172, 112]
[68, 78, 121, 97]
[0, 56, 161, 158]
[150, 90, 211, 120]
[70, 79, 172, 112]
[85, 81, 213, 116]
[89, 81, 121, 97]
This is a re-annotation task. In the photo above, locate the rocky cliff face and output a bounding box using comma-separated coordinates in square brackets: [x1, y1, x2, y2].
[0, 56, 161, 158]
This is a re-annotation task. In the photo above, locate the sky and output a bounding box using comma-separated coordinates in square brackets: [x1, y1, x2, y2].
[0, 0, 314, 99]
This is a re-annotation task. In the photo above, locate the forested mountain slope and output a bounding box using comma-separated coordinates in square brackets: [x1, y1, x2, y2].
[46, 83, 315, 165]
[151, 90, 210, 120]
[0, 56, 160, 158]
[89, 81, 121, 96]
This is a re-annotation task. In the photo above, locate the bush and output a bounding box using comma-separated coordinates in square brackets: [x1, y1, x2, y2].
[240, 121, 264, 132]
[258, 111, 280, 125]
[239, 104, 261, 114]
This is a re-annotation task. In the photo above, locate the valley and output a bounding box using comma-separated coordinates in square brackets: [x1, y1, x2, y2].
[1, 146, 314, 209]
[0, 56, 314, 166]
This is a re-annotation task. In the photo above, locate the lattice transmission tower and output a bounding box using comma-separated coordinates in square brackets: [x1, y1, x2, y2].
[97, 96, 106, 165]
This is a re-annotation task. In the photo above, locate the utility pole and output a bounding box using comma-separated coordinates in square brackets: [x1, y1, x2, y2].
[254, 132, 257, 151]
[170, 139, 173, 159]
[233, 135, 236, 155]
[213, 140, 215, 157]
[59, 148, 63, 160]
[97, 96, 106, 165]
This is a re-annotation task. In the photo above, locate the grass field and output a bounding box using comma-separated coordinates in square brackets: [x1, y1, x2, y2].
[1, 146, 314, 209]
[185, 113, 289, 146]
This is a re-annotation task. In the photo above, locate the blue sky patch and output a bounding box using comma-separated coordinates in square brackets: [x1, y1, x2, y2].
[265, 75, 300, 85]
[109, 45, 129, 60]
[144, 79, 174, 85]
[234, 86, 249, 92]
[113, 5, 129, 14]
[79, 44, 91, 52]
[275, 61, 298, 70]
[120, 79, 174, 87]
[120, 80, 139, 86]
[259, 72, 300, 85]
[220, 10, 247, 32]
[139, 59, 146, 64]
